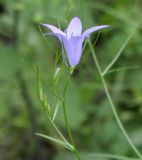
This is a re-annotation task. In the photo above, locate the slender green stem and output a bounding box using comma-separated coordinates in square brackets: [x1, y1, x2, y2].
[48, 117, 73, 149]
[62, 75, 81, 160]
[39, 99, 72, 149]
[88, 39, 142, 159]
[102, 32, 134, 76]
[63, 101, 81, 160]
[106, 65, 139, 75]
[89, 153, 140, 160]
[102, 17, 142, 76]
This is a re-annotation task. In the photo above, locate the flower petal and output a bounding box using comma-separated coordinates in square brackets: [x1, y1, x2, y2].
[44, 33, 68, 64]
[66, 17, 82, 39]
[82, 25, 109, 37]
[62, 36, 85, 66]
[41, 23, 65, 36]
[43, 32, 66, 43]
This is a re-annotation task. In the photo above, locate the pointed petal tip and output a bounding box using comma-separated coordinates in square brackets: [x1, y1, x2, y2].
[40, 23, 48, 27]
[83, 24, 110, 37]
[102, 24, 110, 28]
[67, 17, 82, 38]
[72, 17, 82, 25]
[72, 17, 81, 21]
[40, 23, 65, 36]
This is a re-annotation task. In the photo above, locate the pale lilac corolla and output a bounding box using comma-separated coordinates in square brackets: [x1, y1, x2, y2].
[42, 17, 109, 67]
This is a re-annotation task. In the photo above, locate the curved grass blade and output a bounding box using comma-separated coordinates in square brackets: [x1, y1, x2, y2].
[52, 101, 61, 121]
[36, 133, 73, 151]
[89, 153, 140, 160]
[106, 65, 139, 75]
[102, 18, 142, 76]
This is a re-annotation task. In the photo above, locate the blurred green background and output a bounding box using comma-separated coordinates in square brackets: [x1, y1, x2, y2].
[0, 0, 142, 159]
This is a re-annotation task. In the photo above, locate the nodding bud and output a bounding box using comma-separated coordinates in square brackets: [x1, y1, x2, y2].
[53, 67, 61, 83]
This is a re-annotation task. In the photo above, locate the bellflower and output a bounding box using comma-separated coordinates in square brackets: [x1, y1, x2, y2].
[41, 17, 109, 67]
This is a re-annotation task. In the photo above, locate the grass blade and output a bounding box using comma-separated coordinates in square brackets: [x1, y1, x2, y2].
[89, 153, 140, 160]
[102, 18, 142, 76]
[36, 133, 73, 150]
[52, 101, 61, 121]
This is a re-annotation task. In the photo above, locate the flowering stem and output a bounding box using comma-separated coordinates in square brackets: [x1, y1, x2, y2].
[88, 39, 142, 159]
[62, 75, 81, 160]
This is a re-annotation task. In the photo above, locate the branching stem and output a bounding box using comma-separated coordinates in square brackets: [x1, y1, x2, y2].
[88, 39, 142, 159]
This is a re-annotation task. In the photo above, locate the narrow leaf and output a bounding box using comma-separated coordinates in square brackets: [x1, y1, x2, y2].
[36, 65, 43, 101]
[52, 101, 61, 121]
[106, 65, 139, 75]
[36, 133, 73, 150]
[102, 17, 142, 76]
[89, 153, 140, 160]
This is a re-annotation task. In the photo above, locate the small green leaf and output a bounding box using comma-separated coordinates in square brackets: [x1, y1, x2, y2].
[53, 67, 61, 84]
[52, 101, 61, 121]
[36, 133, 73, 150]
[89, 153, 140, 160]
[43, 93, 51, 116]
[106, 65, 139, 75]
[36, 65, 43, 101]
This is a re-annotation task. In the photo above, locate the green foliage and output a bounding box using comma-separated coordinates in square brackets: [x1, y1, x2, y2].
[0, 0, 142, 159]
